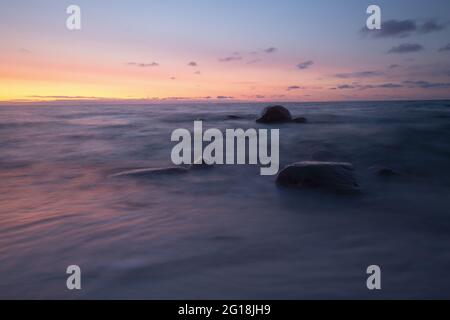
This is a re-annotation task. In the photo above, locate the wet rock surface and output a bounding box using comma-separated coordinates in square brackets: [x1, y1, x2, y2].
[292, 116, 307, 123]
[276, 161, 360, 194]
[256, 105, 293, 123]
[110, 166, 189, 178]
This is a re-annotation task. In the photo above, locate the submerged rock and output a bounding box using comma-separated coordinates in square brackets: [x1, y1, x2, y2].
[110, 166, 189, 178]
[292, 116, 307, 123]
[370, 166, 399, 177]
[111, 158, 215, 178]
[276, 161, 360, 194]
[256, 105, 292, 123]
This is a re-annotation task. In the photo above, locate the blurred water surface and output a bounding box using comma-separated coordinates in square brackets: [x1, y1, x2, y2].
[1, 101, 450, 298]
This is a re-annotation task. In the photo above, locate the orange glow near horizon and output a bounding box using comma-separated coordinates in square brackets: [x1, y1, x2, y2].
[0, 53, 329, 102]
[0, 52, 392, 103]
[0, 40, 409, 103]
[2, 33, 449, 104]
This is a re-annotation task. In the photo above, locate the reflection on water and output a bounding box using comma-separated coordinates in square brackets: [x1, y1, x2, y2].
[1, 101, 450, 299]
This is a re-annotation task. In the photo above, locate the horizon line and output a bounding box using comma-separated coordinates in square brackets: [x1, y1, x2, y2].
[1, 97, 450, 107]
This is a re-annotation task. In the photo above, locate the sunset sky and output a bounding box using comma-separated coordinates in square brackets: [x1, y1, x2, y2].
[1, 0, 450, 104]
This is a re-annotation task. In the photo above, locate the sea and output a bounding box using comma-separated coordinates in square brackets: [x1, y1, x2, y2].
[1, 100, 450, 299]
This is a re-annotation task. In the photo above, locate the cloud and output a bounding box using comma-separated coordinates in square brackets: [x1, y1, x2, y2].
[333, 81, 450, 90]
[389, 64, 401, 69]
[360, 19, 447, 38]
[334, 71, 382, 78]
[331, 83, 403, 90]
[264, 47, 277, 54]
[297, 60, 314, 70]
[219, 56, 243, 62]
[334, 84, 356, 90]
[403, 80, 450, 88]
[361, 19, 416, 38]
[127, 62, 159, 67]
[163, 96, 191, 101]
[376, 83, 404, 88]
[388, 43, 424, 54]
[188, 61, 198, 67]
[170, 76, 176, 80]
[418, 19, 447, 34]
[287, 85, 302, 91]
[216, 95, 234, 99]
[439, 44, 450, 52]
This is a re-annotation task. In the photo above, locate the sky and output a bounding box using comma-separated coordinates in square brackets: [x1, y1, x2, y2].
[1, 0, 450, 104]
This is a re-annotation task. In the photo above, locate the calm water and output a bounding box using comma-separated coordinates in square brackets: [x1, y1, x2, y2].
[1, 101, 450, 299]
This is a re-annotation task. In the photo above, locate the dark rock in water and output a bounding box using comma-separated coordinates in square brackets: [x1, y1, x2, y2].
[111, 166, 189, 178]
[292, 116, 307, 123]
[369, 165, 400, 177]
[311, 150, 337, 161]
[226, 115, 242, 120]
[256, 105, 307, 124]
[111, 157, 215, 178]
[276, 161, 360, 194]
[256, 105, 292, 123]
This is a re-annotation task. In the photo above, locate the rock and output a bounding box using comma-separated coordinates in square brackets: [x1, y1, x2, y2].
[292, 116, 307, 123]
[110, 166, 189, 178]
[276, 161, 360, 194]
[369, 165, 400, 177]
[372, 166, 399, 177]
[111, 157, 216, 178]
[256, 105, 307, 124]
[256, 105, 292, 123]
